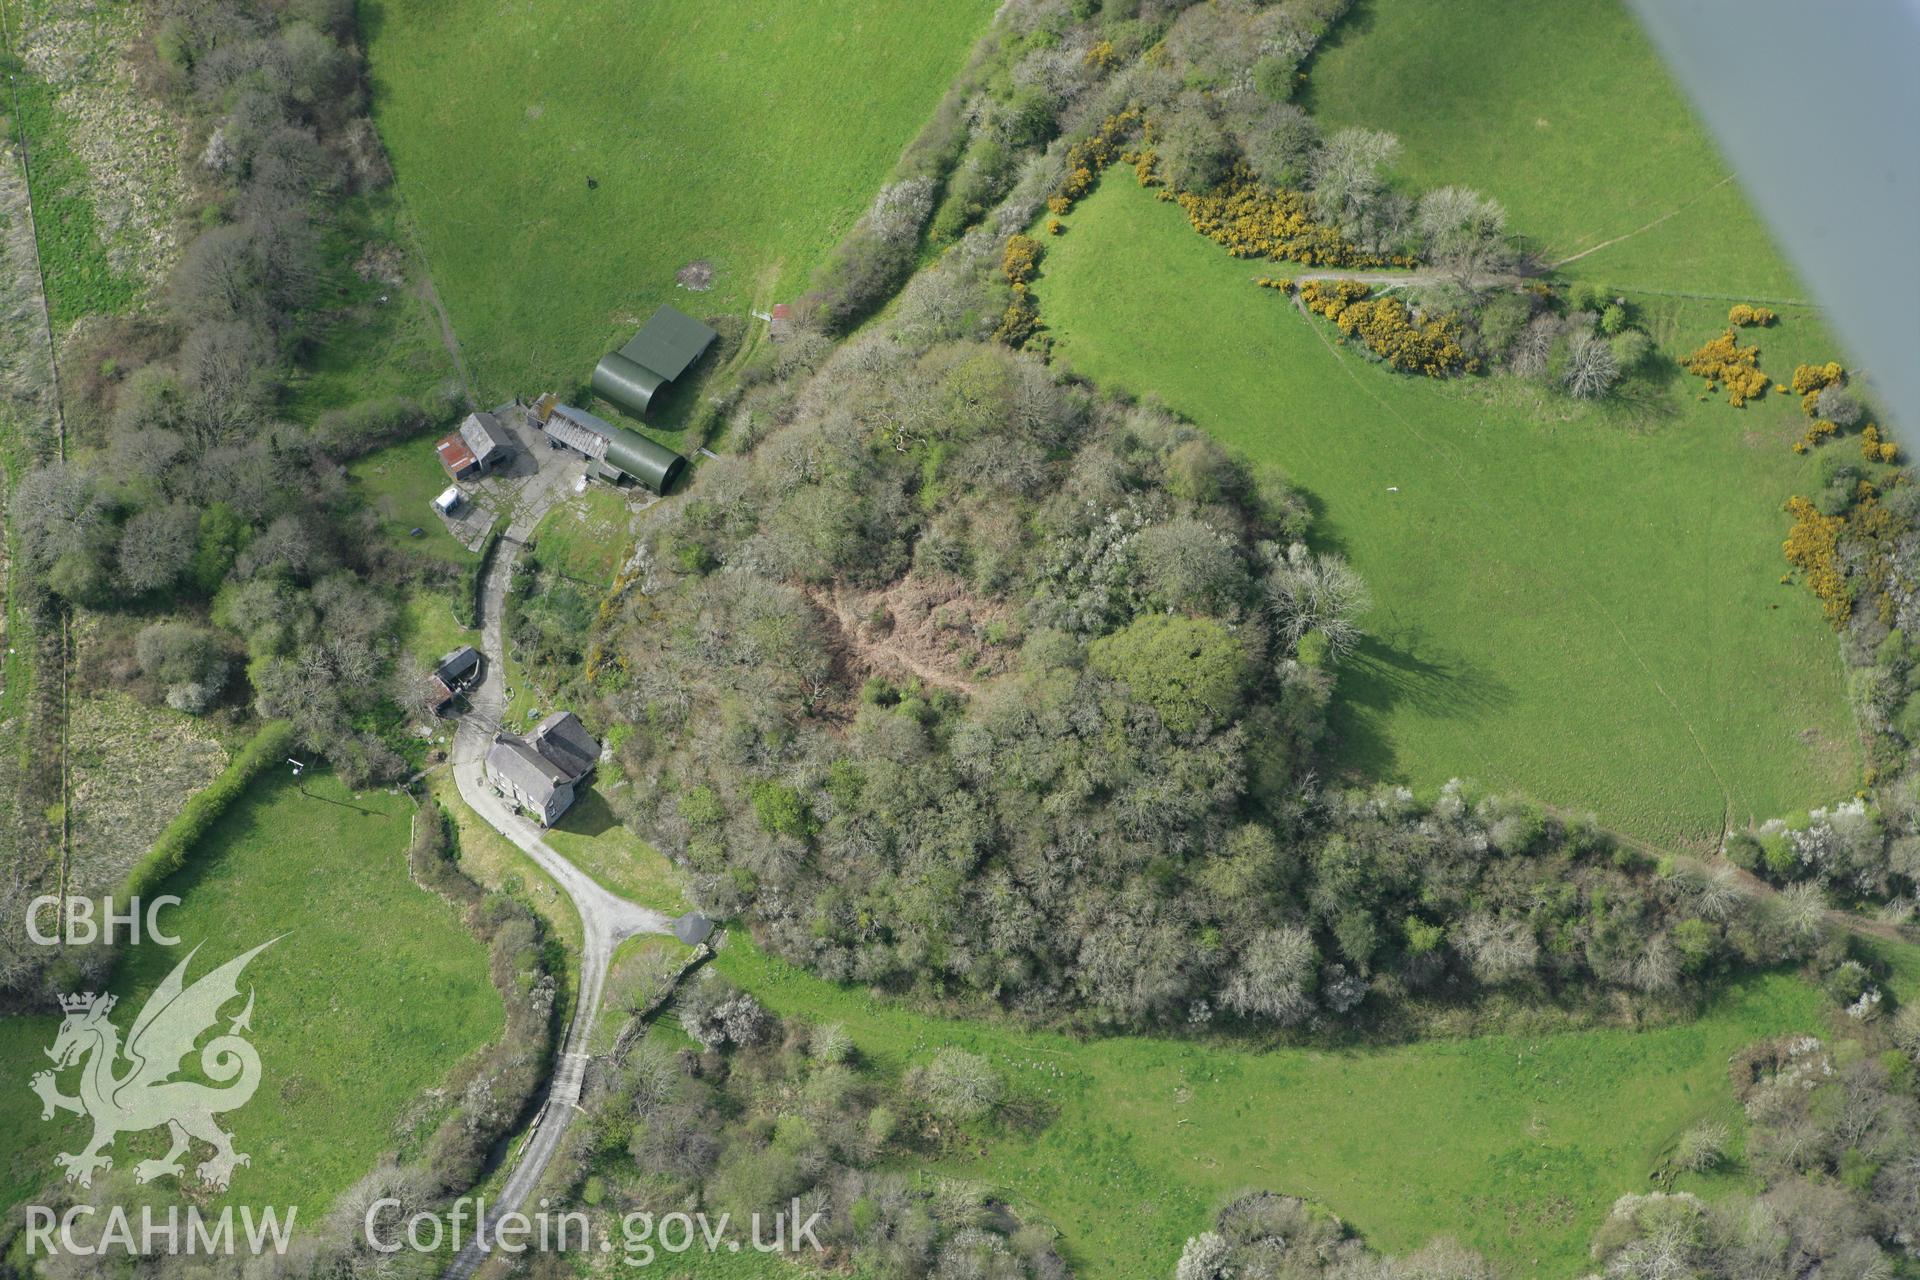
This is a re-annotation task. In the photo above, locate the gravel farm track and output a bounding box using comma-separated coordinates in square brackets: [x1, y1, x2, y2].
[441, 460, 686, 1280]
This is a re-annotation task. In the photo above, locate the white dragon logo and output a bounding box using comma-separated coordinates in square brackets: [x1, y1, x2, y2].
[31, 939, 276, 1190]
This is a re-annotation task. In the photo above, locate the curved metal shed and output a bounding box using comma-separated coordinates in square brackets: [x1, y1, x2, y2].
[603, 426, 687, 494]
[590, 306, 718, 420]
[544, 403, 688, 494]
[590, 351, 664, 418]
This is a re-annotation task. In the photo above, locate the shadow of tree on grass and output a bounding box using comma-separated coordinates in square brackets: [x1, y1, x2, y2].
[1325, 626, 1514, 781]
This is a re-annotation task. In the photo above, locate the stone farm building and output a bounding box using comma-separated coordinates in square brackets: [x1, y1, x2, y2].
[425, 645, 480, 716]
[436, 410, 512, 480]
[485, 711, 600, 825]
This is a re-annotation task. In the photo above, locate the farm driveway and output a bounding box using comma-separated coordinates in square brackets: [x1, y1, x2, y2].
[443, 451, 678, 1279]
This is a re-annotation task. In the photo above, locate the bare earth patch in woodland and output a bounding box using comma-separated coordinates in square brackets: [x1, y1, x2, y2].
[814, 575, 1021, 697]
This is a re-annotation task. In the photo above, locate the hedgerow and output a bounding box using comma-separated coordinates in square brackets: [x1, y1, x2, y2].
[1172, 165, 1405, 269]
[121, 720, 297, 901]
[1295, 280, 1476, 376]
[405, 797, 561, 1196]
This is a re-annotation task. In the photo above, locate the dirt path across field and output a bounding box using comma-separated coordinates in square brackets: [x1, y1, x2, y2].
[418, 272, 478, 405]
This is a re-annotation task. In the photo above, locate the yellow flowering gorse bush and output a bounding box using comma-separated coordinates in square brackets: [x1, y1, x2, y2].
[1793, 361, 1845, 415]
[1862, 425, 1899, 465]
[1679, 329, 1768, 406]
[1782, 495, 1850, 625]
[1173, 165, 1410, 270]
[994, 234, 1044, 348]
[1048, 108, 1141, 215]
[1295, 279, 1477, 377]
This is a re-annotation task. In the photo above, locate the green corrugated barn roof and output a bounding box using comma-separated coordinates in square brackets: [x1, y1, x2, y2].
[590, 352, 664, 416]
[591, 305, 718, 419]
[620, 306, 718, 383]
[545, 403, 687, 494]
[602, 427, 686, 494]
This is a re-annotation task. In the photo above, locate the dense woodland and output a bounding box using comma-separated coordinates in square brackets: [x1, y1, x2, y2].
[9, 0, 445, 772]
[0, 0, 457, 1000]
[591, 320, 1865, 1031]
[519, 0, 1920, 1038]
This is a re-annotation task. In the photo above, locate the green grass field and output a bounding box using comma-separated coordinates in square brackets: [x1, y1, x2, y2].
[530, 486, 632, 588]
[1303, 0, 1805, 299]
[349, 437, 486, 571]
[0, 771, 501, 1219]
[363, 0, 998, 400]
[1036, 177, 1856, 849]
[283, 190, 463, 421]
[719, 938, 1832, 1279]
[544, 791, 691, 916]
[400, 591, 477, 670]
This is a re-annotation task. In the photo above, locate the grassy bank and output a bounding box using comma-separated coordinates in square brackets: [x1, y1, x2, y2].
[1034, 176, 1856, 849]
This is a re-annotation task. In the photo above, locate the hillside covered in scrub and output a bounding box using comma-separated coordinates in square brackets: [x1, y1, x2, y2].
[9, 0, 1920, 1276]
[577, 330, 1840, 1032]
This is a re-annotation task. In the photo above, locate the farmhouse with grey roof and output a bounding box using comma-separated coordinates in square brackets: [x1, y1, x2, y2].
[484, 710, 601, 825]
[527, 710, 598, 777]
